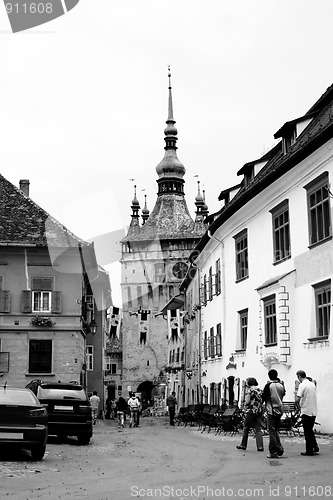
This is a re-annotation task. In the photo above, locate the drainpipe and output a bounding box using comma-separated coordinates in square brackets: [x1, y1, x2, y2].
[197, 265, 202, 403]
[207, 229, 226, 401]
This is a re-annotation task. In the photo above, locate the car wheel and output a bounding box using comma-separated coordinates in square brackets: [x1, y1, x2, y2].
[77, 433, 91, 445]
[31, 445, 46, 460]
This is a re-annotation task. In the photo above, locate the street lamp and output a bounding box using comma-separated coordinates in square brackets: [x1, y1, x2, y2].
[89, 319, 97, 335]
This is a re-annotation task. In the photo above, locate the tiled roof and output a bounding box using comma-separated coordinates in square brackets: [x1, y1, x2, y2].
[192, 83, 333, 255]
[124, 194, 204, 241]
[0, 173, 89, 247]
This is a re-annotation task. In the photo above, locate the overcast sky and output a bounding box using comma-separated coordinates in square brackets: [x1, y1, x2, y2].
[1, 0, 333, 305]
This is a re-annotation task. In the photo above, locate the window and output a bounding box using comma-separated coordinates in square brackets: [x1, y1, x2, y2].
[32, 278, 53, 313]
[209, 327, 215, 357]
[176, 347, 180, 363]
[155, 263, 166, 283]
[305, 173, 332, 246]
[203, 331, 208, 359]
[271, 200, 291, 263]
[202, 275, 207, 305]
[0, 352, 9, 373]
[30, 277, 57, 313]
[208, 267, 213, 301]
[32, 291, 51, 312]
[105, 356, 111, 371]
[313, 280, 331, 338]
[215, 259, 221, 295]
[86, 345, 93, 371]
[234, 229, 248, 281]
[216, 323, 222, 356]
[0, 290, 10, 313]
[111, 363, 117, 374]
[263, 295, 277, 345]
[29, 339, 52, 373]
[127, 286, 132, 309]
[239, 309, 248, 350]
[282, 127, 296, 154]
[169, 309, 179, 341]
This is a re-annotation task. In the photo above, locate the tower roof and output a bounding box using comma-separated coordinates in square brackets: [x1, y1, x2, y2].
[123, 69, 207, 243]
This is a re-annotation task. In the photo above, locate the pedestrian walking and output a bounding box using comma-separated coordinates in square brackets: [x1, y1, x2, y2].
[166, 391, 177, 426]
[262, 369, 285, 458]
[116, 396, 128, 428]
[295, 370, 319, 456]
[110, 399, 116, 420]
[105, 396, 112, 419]
[90, 391, 100, 425]
[128, 393, 140, 427]
[236, 377, 264, 452]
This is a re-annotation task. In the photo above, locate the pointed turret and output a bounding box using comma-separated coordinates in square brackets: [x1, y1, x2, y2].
[127, 185, 141, 238]
[202, 189, 209, 217]
[195, 181, 205, 215]
[141, 194, 150, 225]
[194, 183, 209, 233]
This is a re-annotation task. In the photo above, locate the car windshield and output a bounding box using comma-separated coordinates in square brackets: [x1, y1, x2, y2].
[0, 388, 38, 405]
[38, 387, 86, 401]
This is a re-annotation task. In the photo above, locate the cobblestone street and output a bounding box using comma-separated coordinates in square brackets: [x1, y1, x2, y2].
[1, 416, 333, 499]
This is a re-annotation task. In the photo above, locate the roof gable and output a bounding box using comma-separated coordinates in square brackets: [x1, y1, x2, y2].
[0, 174, 89, 248]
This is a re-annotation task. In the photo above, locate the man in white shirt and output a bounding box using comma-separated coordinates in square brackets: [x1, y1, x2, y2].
[296, 370, 319, 456]
[90, 391, 100, 425]
[128, 393, 140, 427]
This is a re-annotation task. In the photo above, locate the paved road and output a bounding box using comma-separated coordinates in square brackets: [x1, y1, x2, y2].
[1, 416, 333, 499]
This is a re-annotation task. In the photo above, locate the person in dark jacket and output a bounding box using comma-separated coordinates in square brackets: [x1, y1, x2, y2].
[166, 391, 177, 426]
[115, 397, 128, 428]
[262, 369, 286, 459]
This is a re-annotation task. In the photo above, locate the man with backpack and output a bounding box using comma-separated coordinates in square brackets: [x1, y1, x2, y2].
[262, 369, 286, 458]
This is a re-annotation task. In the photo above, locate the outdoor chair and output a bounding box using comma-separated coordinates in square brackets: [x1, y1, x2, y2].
[216, 407, 243, 435]
[200, 405, 220, 433]
[278, 402, 302, 436]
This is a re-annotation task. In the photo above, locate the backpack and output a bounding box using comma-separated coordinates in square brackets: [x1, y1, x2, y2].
[248, 387, 264, 415]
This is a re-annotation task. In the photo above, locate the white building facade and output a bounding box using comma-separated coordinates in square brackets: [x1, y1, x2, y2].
[189, 84, 333, 432]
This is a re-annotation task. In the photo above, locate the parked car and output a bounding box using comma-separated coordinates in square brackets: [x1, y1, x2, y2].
[35, 382, 93, 445]
[0, 386, 48, 460]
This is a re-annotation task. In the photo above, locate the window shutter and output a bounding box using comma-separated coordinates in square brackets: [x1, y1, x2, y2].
[51, 291, 62, 313]
[0, 290, 10, 313]
[22, 290, 32, 313]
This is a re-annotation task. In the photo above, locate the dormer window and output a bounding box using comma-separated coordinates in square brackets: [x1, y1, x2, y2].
[274, 112, 315, 155]
[282, 126, 296, 155]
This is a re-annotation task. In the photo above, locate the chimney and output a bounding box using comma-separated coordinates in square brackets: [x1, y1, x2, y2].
[19, 179, 30, 197]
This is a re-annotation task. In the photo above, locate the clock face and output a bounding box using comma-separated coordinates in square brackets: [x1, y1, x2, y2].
[172, 262, 188, 279]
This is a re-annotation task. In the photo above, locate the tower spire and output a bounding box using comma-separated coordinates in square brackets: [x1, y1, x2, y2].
[156, 67, 186, 195]
[163, 66, 178, 149]
[167, 66, 174, 123]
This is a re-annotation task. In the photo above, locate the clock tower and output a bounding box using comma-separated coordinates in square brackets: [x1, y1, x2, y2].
[120, 70, 208, 407]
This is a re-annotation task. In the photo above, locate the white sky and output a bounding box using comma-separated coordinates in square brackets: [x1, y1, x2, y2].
[1, 0, 333, 305]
